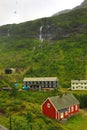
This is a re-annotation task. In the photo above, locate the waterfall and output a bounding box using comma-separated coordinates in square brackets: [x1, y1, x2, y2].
[7, 29, 10, 37]
[39, 26, 43, 42]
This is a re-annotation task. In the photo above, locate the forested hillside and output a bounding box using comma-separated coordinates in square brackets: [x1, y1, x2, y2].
[0, 7, 87, 87]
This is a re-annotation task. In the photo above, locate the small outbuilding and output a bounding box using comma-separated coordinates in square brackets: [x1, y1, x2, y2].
[41, 93, 80, 120]
[5, 68, 16, 74]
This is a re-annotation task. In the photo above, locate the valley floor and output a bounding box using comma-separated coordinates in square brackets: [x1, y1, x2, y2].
[0, 90, 87, 130]
[64, 109, 87, 130]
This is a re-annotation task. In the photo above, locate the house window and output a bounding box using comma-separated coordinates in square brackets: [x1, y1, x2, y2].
[71, 106, 74, 112]
[41, 85, 43, 88]
[51, 85, 53, 88]
[43, 81, 46, 85]
[65, 111, 68, 116]
[61, 113, 64, 119]
[47, 81, 49, 84]
[25, 81, 27, 84]
[48, 85, 49, 88]
[75, 105, 78, 111]
[47, 103, 50, 108]
[49, 85, 52, 88]
[68, 107, 70, 113]
[51, 81, 53, 84]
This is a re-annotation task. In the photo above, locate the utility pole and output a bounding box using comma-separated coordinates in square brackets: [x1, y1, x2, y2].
[10, 115, 12, 130]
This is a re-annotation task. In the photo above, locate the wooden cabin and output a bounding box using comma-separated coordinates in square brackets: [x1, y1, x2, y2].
[42, 93, 80, 120]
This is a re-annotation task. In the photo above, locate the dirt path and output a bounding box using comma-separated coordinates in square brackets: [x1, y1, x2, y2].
[0, 125, 8, 130]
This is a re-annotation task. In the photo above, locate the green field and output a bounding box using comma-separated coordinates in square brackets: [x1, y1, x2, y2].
[0, 90, 87, 130]
[0, 4, 87, 130]
[64, 111, 87, 130]
[0, 8, 87, 88]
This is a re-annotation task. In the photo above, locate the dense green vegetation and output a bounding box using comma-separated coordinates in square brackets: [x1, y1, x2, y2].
[0, 8, 87, 87]
[0, 5, 87, 130]
[0, 90, 87, 130]
[0, 90, 66, 130]
[64, 112, 87, 130]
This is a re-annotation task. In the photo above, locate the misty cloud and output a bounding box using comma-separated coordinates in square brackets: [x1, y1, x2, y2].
[0, 0, 84, 26]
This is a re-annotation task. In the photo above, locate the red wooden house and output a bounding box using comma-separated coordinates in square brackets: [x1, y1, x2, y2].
[41, 93, 80, 120]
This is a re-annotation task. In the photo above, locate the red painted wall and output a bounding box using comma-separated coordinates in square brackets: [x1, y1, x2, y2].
[42, 99, 79, 120]
[68, 104, 79, 116]
[42, 99, 57, 119]
[64, 111, 68, 118]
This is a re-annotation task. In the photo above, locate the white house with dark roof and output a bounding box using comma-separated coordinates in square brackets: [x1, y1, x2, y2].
[71, 80, 87, 90]
[23, 77, 58, 90]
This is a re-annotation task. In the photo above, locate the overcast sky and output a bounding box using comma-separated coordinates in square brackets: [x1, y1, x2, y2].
[0, 0, 84, 26]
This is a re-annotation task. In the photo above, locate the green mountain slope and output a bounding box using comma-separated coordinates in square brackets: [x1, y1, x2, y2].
[0, 7, 87, 87]
[53, 0, 87, 16]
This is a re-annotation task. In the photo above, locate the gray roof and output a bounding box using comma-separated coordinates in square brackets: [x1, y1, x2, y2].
[49, 93, 79, 111]
[23, 77, 58, 82]
[71, 80, 87, 83]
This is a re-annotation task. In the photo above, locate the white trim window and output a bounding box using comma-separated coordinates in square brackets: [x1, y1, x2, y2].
[65, 111, 68, 116]
[75, 105, 78, 111]
[71, 106, 74, 112]
[47, 103, 51, 108]
[68, 107, 71, 113]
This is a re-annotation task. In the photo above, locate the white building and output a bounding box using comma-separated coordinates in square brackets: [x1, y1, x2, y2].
[71, 80, 87, 90]
[23, 77, 58, 90]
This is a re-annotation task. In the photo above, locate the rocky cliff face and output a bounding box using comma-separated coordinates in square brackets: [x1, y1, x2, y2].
[53, 9, 71, 16]
[74, 0, 87, 9]
[80, 0, 87, 7]
[41, 23, 87, 41]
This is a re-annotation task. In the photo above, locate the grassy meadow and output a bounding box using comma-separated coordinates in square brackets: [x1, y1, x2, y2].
[0, 89, 87, 130]
[0, 6, 87, 130]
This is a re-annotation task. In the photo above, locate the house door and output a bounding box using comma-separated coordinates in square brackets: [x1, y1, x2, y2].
[60, 113, 64, 119]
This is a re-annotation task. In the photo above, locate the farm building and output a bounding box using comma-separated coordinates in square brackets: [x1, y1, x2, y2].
[71, 80, 87, 90]
[23, 77, 58, 90]
[5, 68, 16, 74]
[41, 93, 80, 120]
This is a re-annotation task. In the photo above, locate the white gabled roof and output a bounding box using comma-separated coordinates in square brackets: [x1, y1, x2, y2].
[23, 77, 58, 82]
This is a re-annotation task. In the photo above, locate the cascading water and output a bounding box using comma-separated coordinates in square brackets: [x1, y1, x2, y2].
[7, 29, 10, 37]
[39, 26, 43, 42]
